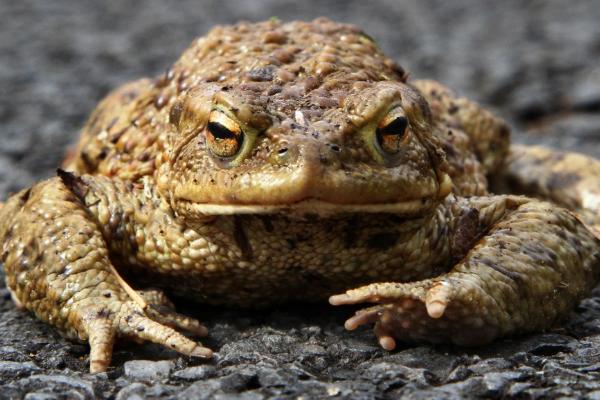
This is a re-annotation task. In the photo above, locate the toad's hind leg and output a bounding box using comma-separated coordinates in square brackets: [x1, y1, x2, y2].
[0, 177, 211, 373]
[496, 144, 600, 234]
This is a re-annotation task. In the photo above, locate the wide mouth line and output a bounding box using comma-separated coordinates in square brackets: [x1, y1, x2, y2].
[177, 197, 434, 216]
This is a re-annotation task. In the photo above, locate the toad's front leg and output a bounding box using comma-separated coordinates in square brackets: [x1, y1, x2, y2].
[0, 173, 212, 373]
[330, 196, 600, 348]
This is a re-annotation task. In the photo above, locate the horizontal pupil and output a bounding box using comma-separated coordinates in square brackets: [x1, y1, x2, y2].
[382, 116, 408, 136]
[208, 121, 237, 140]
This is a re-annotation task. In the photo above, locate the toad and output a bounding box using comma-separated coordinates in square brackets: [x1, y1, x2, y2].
[2, 18, 600, 373]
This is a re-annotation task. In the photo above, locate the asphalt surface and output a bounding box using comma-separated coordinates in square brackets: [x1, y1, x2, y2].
[1, 0, 600, 398]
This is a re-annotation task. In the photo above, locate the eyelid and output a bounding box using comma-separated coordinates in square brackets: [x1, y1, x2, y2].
[378, 107, 407, 128]
[208, 109, 242, 135]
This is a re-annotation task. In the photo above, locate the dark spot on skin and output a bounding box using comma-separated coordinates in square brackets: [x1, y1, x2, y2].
[521, 241, 559, 267]
[138, 150, 151, 162]
[19, 188, 31, 203]
[107, 117, 118, 131]
[136, 326, 145, 332]
[547, 172, 582, 192]
[2, 226, 14, 244]
[113, 224, 125, 241]
[166, 68, 175, 81]
[366, 233, 398, 250]
[80, 151, 96, 170]
[98, 148, 108, 160]
[443, 142, 457, 158]
[286, 238, 297, 250]
[122, 88, 139, 102]
[57, 169, 89, 201]
[479, 257, 522, 282]
[103, 292, 112, 298]
[246, 66, 275, 82]
[96, 309, 110, 318]
[268, 85, 282, 95]
[154, 94, 169, 109]
[303, 76, 320, 92]
[448, 103, 459, 114]
[386, 60, 407, 81]
[19, 258, 29, 270]
[451, 207, 481, 259]
[260, 216, 274, 233]
[155, 67, 175, 88]
[178, 80, 189, 92]
[109, 127, 128, 143]
[233, 216, 253, 261]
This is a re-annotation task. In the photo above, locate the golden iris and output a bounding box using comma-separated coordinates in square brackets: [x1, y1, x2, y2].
[375, 111, 409, 154]
[205, 110, 243, 158]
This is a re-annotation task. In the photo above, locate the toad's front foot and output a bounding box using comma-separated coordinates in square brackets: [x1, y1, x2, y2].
[330, 279, 496, 349]
[79, 297, 212, 373]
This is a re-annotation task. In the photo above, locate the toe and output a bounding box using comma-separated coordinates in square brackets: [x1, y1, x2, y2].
[119, 309, 213, 359]
[374, 314, 399, 351]
[146, 304, 209, 336]
[425, 282, 451, 318]
[329, 293, 354, 305]
[83, 315, 116, 373]
[344, 304, 385, 330]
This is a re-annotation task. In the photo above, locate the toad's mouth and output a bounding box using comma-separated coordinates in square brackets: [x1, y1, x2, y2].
[176, 196, 439, 217]
[174, 173, 453, 217]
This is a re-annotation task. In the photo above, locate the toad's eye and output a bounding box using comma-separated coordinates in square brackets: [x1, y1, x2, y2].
[206, 110, 243, 158]
[375, 113, 409, 154]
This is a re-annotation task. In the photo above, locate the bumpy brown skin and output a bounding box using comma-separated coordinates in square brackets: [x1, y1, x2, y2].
[2, 18, 600, 372]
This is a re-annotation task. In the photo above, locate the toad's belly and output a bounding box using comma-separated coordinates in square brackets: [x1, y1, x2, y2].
[122, 214, 451, 307]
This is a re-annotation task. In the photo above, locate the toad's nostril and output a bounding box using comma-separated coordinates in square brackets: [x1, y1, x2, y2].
[269, 144, 297, 166]
[328, 144, 341, 153]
